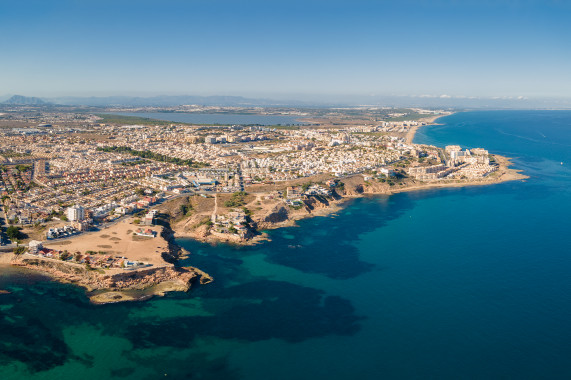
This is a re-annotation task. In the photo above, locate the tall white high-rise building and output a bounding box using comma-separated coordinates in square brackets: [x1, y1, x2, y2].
[67, 205, 85, 222]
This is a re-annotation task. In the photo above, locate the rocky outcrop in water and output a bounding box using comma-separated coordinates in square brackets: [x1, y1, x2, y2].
[11, 257, 199, 291]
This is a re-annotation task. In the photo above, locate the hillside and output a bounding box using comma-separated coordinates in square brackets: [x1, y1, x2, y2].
[3, 95, 49, 105]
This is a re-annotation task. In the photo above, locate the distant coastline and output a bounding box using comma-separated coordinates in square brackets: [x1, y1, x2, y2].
[405, 113, 450, 144]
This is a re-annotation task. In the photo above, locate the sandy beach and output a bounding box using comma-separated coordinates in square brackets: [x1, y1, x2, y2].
[405, 113, 451, 144]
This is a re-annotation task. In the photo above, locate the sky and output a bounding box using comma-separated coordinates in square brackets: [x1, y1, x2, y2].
[1, 0, 570, 101]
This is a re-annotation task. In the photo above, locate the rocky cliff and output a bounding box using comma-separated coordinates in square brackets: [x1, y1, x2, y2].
[12, 256, 199, 290]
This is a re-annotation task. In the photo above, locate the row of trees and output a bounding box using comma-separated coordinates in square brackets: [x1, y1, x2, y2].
[0, 164, 31, 173]
[97, 146, 208, 168]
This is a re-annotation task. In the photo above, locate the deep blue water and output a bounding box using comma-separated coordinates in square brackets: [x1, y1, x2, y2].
[109, 112, 306, 125]
[1, 110, 571, 379]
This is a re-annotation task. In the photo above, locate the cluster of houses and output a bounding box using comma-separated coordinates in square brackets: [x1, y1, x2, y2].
[445, 145, 490, 166]
[283, 183, 333, 207]
[0, 166, 32, 194]
[406, 145, 496, 181]
[46, 224, 81, 240]
[204, 133, 269, 144]
[408, 164, 458, 181]
[140, 168, 245, 194]
[285, 186, 305, 207]
[448, 163, 498, 179]
[211, 210, 250, 238]
[235, 142, 403, 181]
[4, 207, 50, 225]
[143, 173, 220, 193]
[0, 135, 185, 226]
[90, 195, 159, 221]
[56, 196, 159, 226]
[303, 184, 333, 197]
[288, 184, 333, 197]
[376, 120, 425, 133]
[42, 149, 180, 187]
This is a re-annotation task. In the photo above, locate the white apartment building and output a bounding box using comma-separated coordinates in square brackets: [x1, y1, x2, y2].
[66, 204, 85, 222]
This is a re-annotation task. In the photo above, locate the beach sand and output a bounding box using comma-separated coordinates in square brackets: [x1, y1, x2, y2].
[405, 113, 450, 144]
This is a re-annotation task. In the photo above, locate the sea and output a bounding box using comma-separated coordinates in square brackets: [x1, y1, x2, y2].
[1, 110, 571, 379]
[109, 112, 306, 126]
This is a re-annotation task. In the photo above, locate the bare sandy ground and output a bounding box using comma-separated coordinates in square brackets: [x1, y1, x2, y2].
[44, 218, 169, 267]
[0, 252, 15, 264]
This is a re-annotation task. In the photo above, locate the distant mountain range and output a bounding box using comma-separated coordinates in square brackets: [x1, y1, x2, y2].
[2, 95, 50, 105]
[2, 93, 571, 109]
[1, 94, 289, 108]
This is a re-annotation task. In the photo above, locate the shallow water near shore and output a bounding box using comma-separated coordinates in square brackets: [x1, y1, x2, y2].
[1, 110, 571, 379]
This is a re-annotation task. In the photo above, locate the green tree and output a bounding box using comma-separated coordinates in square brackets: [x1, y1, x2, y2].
[6, 226, 21, 241]
[224, 191, 248, 207]
[13, 246, 26, 255]
[60, 250, 70, 261]
[15, 164, 31, 173]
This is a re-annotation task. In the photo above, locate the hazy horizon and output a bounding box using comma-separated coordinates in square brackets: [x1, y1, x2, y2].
[4, 93, 571, 110]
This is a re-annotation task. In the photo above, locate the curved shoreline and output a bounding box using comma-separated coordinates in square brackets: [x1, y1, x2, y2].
[405, 113, 452, 144]
[169, 152, 527, 246]
[167, 111, 527, 245]
[4, 110, 527, 300]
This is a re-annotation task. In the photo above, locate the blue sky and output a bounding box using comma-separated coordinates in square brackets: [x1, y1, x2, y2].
[1, 0, 570, 100]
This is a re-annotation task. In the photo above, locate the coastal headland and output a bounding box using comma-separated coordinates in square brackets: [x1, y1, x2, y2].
[164, 153, 526, 246]
[161, 114, 527, 246]
[5, 218, 212, 304]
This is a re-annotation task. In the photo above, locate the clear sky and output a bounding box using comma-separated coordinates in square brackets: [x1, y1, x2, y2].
[1, 0, 570, 100]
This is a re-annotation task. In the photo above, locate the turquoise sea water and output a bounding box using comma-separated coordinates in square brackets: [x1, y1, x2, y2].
[109, 112, 306, 126]
[1, 111, 571, 379]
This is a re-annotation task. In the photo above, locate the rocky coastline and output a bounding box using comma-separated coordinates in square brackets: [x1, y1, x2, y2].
[7, 219, 213, 304]
[169, 154, 527, 246]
